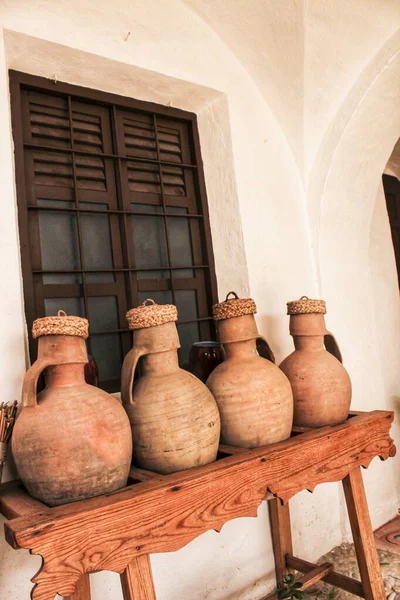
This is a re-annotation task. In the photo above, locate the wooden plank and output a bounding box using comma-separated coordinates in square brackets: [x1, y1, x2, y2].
[260, 563, 334, 600]
[65, 574, 91, 600]
[0, 486, 48, 520]
[286, 555, 365, 597]
[291, 425, 313, 435]
[3, 411, 394, 600]
[299, 562, 333, 590]
[218, 444, 252, 455]
[120, 555, 156, 600]
[269, 498, 293, 583]
[343, 467, 386, 600]
[0, 479, 22, 494]
[129, 467, 164, 482]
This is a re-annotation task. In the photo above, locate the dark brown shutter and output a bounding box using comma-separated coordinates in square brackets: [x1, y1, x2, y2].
[10, 71, 218, 391]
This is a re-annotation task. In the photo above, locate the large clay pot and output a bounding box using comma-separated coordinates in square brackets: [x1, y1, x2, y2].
[279, 296, 352, 427]
[121, 300, 221, 474]
[12, 311, 132, 506]
[206, 292, 293, 448]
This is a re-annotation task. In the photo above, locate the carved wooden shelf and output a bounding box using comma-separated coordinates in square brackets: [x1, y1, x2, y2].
[0, 410, 396, 600]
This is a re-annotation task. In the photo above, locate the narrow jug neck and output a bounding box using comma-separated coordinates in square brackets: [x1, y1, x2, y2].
[140, 349, 180, 375]
[224, 338, 257, 359]
[44, 363, 86, 387]
[293, 335, 325, 351]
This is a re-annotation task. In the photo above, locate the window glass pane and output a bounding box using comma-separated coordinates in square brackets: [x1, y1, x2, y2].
[177, 322, 200, 370]
[167, 211, 194, 277]
[80, 202, 114, 283]
[90, 333, 122, 384]
[175, 289, 198, 322]
[88, 296, 119, 333]
[131, 214, 168, 270]
[38, 200, 81, 284]
[44, 297, 84, 317]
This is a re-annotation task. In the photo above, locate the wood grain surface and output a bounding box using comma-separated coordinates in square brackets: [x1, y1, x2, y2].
[343, 468, 386, 600]
[120, 556, 156, 600]
[1, 411, 395, 600]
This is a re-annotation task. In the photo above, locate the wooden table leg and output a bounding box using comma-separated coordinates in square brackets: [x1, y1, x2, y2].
[64, 573, 91, 599]
[268, 497, 293, 585]
[342, 467, 386, 600]
[120, 555, 157, 600]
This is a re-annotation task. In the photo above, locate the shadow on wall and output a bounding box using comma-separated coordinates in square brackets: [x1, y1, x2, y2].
[256, 313, 292, 364]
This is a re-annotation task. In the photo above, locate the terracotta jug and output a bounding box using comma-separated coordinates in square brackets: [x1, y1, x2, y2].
[121, 300, 221, 474]
[279, 296, 352, 427]
[206, 292, 293, 448]
[12, 311, 132, 506]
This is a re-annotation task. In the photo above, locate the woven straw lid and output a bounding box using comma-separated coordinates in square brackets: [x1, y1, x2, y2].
[213, 291, 257, 321]
[287, 296, 326, 315]
[32, 310, 89, 339]
[126, 299, 178, 330]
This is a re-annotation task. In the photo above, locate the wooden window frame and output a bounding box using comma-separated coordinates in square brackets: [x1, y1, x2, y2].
[9, 70, 218, 390]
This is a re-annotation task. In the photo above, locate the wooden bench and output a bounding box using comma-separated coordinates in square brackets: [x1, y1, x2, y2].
[0, 410, 395, 600]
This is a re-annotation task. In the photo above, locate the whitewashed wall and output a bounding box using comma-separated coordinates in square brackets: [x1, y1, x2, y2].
[0, 1, 399, 598]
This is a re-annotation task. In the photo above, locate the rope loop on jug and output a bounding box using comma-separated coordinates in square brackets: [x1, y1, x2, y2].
[32, 310, 89, 339]
[286, 297, 327, 315]
[142, 299, 156, 306]
[126, 299, 178, 330]
[213, 292, 257, 321]
[225, 291, 239, 301]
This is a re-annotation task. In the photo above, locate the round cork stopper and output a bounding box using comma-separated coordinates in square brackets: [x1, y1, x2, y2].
[32, 310, 89, 339]
[126, 299, 178, 330]
[286, 296, 327, 315]
[212, 291, 257, 321]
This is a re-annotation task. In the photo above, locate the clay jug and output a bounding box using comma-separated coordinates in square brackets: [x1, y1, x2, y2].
[12, 311, 132, 506]
[279, 296, 352, 427]
[206, 292, 293, 448]
[121, 299, 221, 474]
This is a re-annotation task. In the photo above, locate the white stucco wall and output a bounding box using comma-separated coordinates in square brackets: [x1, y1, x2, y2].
[0, 1, 399, 599]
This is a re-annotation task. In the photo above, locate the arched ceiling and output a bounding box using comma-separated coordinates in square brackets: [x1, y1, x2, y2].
[184, 0, 400, 179]
[183, 0, 304, 171]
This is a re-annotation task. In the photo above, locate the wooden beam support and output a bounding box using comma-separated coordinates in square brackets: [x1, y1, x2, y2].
[260, 563, 333, 600]
[269, 498, 293, 584]
[343, 467, 386, 600]
[299, 562, 334, 590]
[286, 555, 365, 598]
[120, 555, 157, 600]
[65, 574, 91, 600]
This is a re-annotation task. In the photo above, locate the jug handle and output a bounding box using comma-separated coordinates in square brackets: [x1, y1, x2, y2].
[256, 337, 276, 364]
[121, 347, 144, 407]
[324, 332, 343, 363]
[21, 358, 53, 408]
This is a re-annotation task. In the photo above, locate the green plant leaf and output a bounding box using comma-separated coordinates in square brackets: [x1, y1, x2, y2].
[292, 582, 303, 589]
[327, 587, 336, 599]
[284, 574, 295, 584]
[277, 589, 291, 600]
[293, 591, 308, 600]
